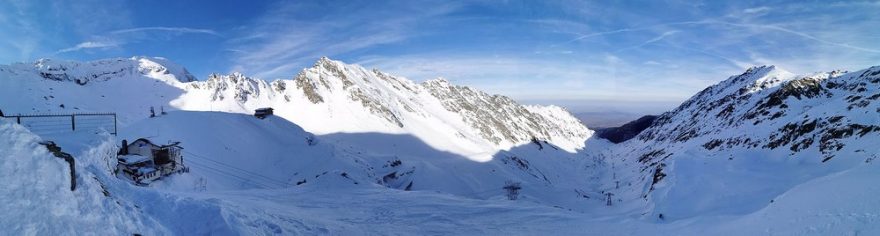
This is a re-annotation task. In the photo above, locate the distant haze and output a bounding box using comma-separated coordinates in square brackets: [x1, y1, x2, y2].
[522, 99, 680, 128]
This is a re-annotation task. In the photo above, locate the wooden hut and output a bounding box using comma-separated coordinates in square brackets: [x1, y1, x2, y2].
[254, 107, 274, 119]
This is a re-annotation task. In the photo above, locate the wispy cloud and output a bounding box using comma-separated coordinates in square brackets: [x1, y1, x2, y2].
[616, 30, 679, 52]
[56, 41, 117, 53]
[226, 1, 460, 79]
[4, 0, 877, 110]
[110, 27, 219, 36]
[0, 0, 130, 62]
[560, 20, 708, 45]
[57, 26, 219, 54]
[712, 21, 880, 54]
[742, 6, 771, 14]
[563, 16, 880, 54]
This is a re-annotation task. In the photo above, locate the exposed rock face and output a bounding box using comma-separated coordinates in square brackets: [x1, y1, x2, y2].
[604, 65, 880, 215]
[181, 57, 593, 151]
[0, 56, 591, 152]
[421, 79, 590, 146]
[629, 65, 880, 162]
[195, 72, 268, 103]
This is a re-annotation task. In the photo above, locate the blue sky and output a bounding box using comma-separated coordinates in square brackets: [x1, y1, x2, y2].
[2, 0, 879, 113]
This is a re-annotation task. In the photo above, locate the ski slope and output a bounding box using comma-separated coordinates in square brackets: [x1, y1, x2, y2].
[4, 117, 879, 235]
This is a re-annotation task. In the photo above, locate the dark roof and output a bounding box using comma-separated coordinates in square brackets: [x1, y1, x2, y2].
[255, 107, 273, 111]
[129, 138, 182, 149]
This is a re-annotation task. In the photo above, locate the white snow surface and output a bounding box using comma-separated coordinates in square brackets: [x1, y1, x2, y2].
[602, 65, 880, 222]
[1, 57, 879, 235]
[1, 56, 592, 161]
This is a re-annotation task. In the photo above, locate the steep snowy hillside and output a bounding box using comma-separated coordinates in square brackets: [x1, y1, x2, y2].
[0, 119, 168, 234]
[174, 57, 592, 159]
[0, 56, 603, 213]
[7, 55, 878, 234]
[116, 110, 607, 212]
[0, 57, 193, 124]
[0, 56, 592, 161]
[605, 65, 880, 221]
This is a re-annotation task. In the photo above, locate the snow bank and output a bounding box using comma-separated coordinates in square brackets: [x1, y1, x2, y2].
[0, 120, 167, 235]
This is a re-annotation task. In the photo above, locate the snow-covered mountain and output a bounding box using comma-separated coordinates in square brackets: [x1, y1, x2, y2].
[0, 56, 602, 213]
[604, 65, 880, 220]
[174, 57, 592, 159]
[1, 56, 591, 161]
[0, 57, 195, 123]
[3, 56, 880, 235]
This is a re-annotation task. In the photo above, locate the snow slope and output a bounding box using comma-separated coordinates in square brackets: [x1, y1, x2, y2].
[0, 56, 592, 161]
[173, 57, 592, 160]
[118, 110, 606, 212]
[3, 56, 880, 235]
[0, 119, 168, 234]
[0, 57, 191, 125]
[604, 65, 880, 221]
[6, 115, 877, 235]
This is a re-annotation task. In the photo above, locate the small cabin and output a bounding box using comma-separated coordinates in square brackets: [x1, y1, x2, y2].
[254, 107, 274, 119]
[116, 138, 187, 185]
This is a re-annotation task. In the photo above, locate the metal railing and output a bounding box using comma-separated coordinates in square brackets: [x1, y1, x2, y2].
[1, 112, 117, 135]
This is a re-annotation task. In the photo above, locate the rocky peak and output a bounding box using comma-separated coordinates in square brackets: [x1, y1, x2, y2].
[423, 79, 591, 149]
[422, 78, 451, 87]
[193, 57, 592, 150]
[624, 65, 880, 177]
[192, 72, 267, 103]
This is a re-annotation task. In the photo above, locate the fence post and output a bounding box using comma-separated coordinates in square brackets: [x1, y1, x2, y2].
[113, 113, 117, 135]
[71, 115, 75, 131]
[17, 116, 21, 124]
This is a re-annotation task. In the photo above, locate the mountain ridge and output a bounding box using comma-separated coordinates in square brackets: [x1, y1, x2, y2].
[602, 64, 880, 221]
[0, 56, 593, 160]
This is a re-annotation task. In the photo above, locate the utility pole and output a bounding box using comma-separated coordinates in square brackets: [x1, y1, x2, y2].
[503, 181, 522, 200]
[612, 162, 617, 180]
[606, 192, 615, 206]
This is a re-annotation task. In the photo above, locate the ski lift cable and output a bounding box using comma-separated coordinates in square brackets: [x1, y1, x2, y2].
[185, 158, 290, 188]
[185, 161, 276, 189]
[185, 161, 278, 189]
[181, 150, 293, 185]
[184, 156, 288, 186]
[182, 150, 292, 187]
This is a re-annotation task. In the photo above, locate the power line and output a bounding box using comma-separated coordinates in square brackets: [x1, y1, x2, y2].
[182, 150, 293, 188]
[185, 161, 277, 189]
[182, 150, 292, 186]
[186, 158, 287, 188]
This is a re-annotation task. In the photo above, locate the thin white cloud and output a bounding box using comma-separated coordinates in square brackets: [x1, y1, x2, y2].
[713, 21, 880, 54]
[644, 60, 662, 66]
[227, 1, 460, 78]
[743, 6, 771, 14]
[616, 30, 679, 52]
[110, 27, 219, 36]
[564, 18, 880, 56]
[56, 41, 117, 53]
[670, 45, 754, 69]
[561, 20, 708, 45]
[56, 26, 219, 54]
